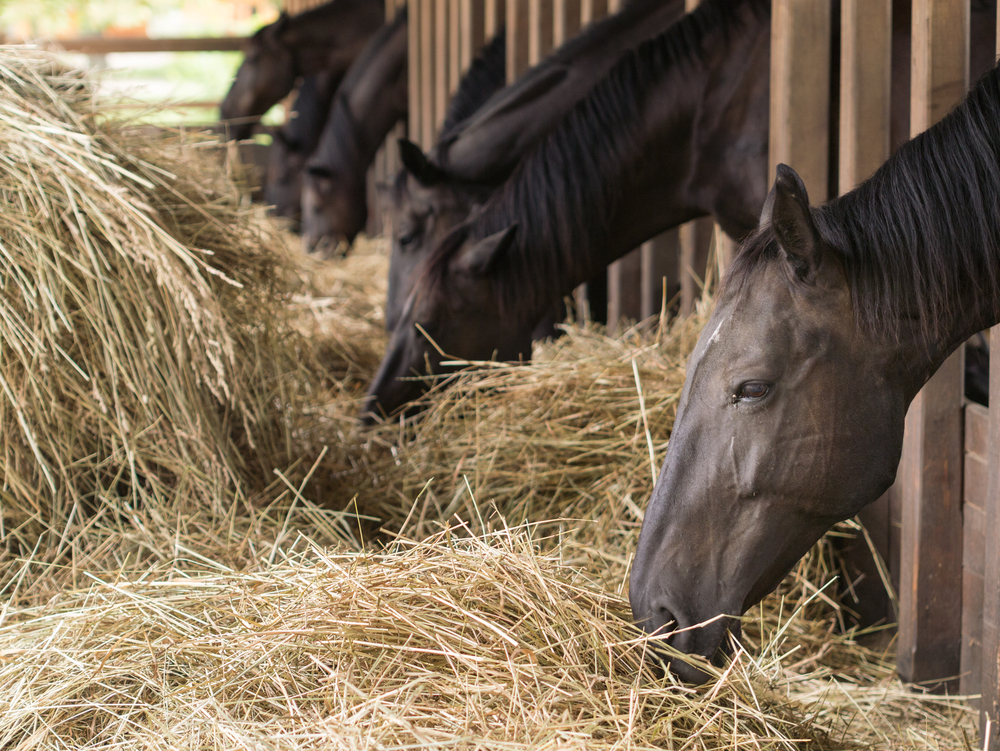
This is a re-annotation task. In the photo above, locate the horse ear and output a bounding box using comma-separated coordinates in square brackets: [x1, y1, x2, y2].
[762, 164, 822, 282]
[398, 139, 444, 186]
[451, 224, 518, 276]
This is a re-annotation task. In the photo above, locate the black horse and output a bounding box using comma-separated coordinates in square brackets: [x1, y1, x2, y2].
[630, 62, 1000, 688]
[219, 0, 384, 141]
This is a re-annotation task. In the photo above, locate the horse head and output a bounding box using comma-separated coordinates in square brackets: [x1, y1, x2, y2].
[362, 222, 533, 423]
[220, 14, 296, 141]
[384, 139, 487, 331]
[629, 165, 907, 682]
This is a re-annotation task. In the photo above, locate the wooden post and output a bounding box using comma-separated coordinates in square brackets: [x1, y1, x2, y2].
[981, 8, 1000, 745]
[640, 231, 680, 321]
[418, 0, 436, 149]
[896, 0, 968, 689]
[984, 326, 1000, 744]
[507, 0, 531, 81]
[837, 0, 895, 627]
[485, 0, 505, 38]
[435, 0, 450, 128]
[460, 0, 487, 70]
[676, 0, 712, 317]
[554, 0, 581, 45]
[529, 0, 554, 63]
[768, 0, 831, 202]
[607, 250, 643, 334]
[579, 0, 607, 26]
[408, 0, 423, 148]
[678, 218, 713, 318]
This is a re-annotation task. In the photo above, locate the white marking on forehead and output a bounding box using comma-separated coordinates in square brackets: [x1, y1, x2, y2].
[705, 315, 730, 350]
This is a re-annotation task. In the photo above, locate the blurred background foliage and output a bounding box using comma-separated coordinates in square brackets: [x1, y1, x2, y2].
[0, 0, 283, 126]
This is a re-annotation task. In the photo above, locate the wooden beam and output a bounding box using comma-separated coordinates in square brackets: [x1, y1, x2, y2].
[838, 0, 895, 629]
[36, 37, 246, 54]
[896, 0, 969, 690]
[769, 0, 831, 203]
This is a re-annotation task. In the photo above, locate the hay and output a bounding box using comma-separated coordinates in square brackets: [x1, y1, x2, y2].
[0, 48, 980, 751]
[0, 527, 975, 750]
[0, 49, 368, 604]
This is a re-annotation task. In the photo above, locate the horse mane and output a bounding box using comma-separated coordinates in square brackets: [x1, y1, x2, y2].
[413, 0, 767, 320]
[440, 29, 508, 139]
[727, 63, 1000, 346]
[419, 0, 769, 319]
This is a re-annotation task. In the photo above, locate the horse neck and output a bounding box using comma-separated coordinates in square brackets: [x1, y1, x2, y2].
[284, 74, 339, 153]
[312, 68, 407, 189]
[488, 0, 771, 325]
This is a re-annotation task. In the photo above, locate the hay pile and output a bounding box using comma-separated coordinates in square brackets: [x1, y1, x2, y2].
[0, 49, 368, 603]
[0, 528, 974, 749]
[0, 49, 979, 751]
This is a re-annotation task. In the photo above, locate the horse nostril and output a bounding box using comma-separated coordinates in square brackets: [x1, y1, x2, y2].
[651, 605, 677, 638]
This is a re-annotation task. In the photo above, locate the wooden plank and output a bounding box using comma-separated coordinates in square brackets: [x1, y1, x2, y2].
[897, 351, 965, 688]
[507, 0, 530, 81]
[419, 0, 436, 149]
[408, 0, 423, 149]
[963, 404, 989, 701]
[461, 0, 487, 70]
[485, 0, 505, 38]
[579, 0, 607, 26]
[983, 18, 1000, 735]
[839, 0, 892, 191]
[450, 0, 462, 93]
[641, 231, 680, 321]
[554, 0, 581, 46]
[678, 218, 713, 318]
[607, 248, 643, 334]
[836, 0, 894, 630]
[769, 0, 831, 203]
[435, 0, 450, 128]
[896, 0, 968, 690]
[529, 0, 554, 64]
[984, 323, 1000, 746]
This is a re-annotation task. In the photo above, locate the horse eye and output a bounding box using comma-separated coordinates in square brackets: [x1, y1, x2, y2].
[398, 228, 420, 247]
[734, 381, 770, 402]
